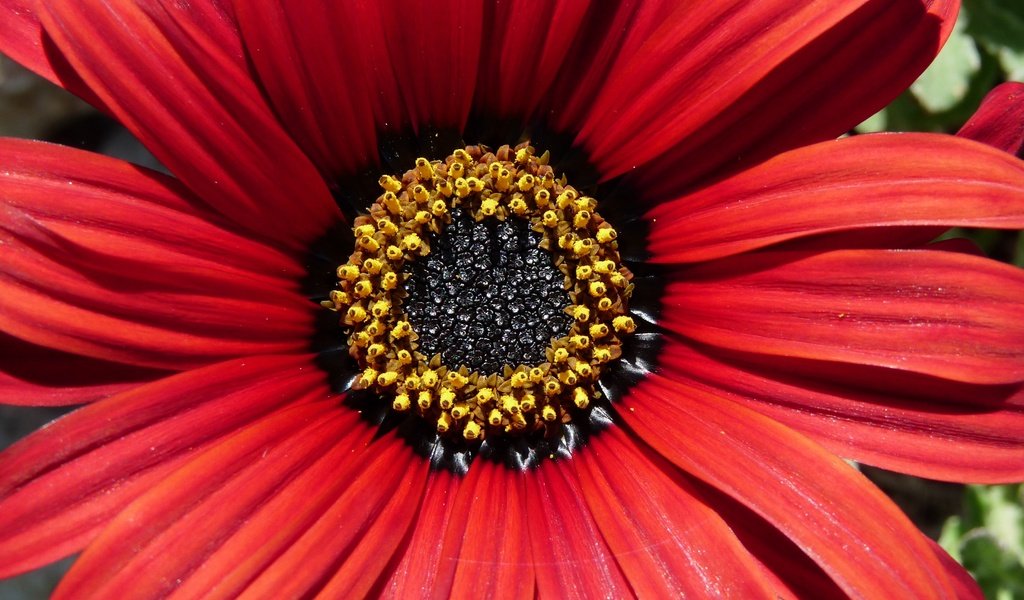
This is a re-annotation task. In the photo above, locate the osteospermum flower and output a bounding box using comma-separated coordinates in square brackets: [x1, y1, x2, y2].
[2, 0, 1024, 597]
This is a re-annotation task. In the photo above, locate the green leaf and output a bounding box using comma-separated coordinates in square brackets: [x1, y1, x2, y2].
[909, 14, 981, 112]
[964, 0, 1024, 81]
[940, 515, 966, 562]
[959, 531, 1024, 599]
[942, 485, 1024, 599]
[986, 486, 1024, 559]
[854, 109, 887, 134]
[998, 46, 1024, 81]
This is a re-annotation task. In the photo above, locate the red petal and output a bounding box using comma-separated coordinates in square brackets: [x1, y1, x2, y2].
[0, 1, 241, 95]
[658, 340, 1024, 483]
[927, 538, 984, 600]
[0, 139, 302, 277]
[526, 461, 632, 599]
[380, 468, 464, 593]
[0, 0, 105, 109]
[647, 134, 1024, 263]
[622, 375, 958, 598]
[235, 437, 427, 599]
[157, 418, 380, 599]
[927, 236, 987, 256]
[305, 441, 430, 599]
[0, 140, 312, 370]
[473, 1, 591, 122]
[233, 2, 383, 176]
[52, 400, 342, 599]
[544, 2, 678, 135]
[0, 333, 163, 406]
[380, 0, 483, 135]
[0, 0, 60, 84]
[665, 249, 1024, 384]
[36, 2, 340, 250]
[579, 0, 956, 191]
[379, 471, 463, 600]
[0, 354, 324, 578]
[700, 482, 848, 599]
[574, 428, 776, 597]
[958, 82, 1024, 157]
[440, 461, 533, 600]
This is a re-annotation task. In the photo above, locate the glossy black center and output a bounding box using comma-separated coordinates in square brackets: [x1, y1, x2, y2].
[404, 209, 573, 374]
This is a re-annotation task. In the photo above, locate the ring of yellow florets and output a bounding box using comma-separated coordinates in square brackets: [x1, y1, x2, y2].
[325, 143, 636, 442]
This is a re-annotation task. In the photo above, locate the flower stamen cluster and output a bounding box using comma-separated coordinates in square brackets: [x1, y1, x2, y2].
[325, 143, 636, 441]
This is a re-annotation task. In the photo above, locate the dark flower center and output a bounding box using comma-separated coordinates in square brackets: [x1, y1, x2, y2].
[324, 143, 636, 442]
[404, 208, 573, 374]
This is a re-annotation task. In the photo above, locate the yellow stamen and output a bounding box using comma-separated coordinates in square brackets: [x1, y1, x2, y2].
[573, 387, 589, 409]
[330, 143, 636, 441]
[358, 235, 380, 253]
[358, 367, 378, 388]
[382, 192, 401, 215]
[418, 390, 433, 410]
[480, 197, 498, 217]
[415, 157, 433, 179]
[596, 226, 617, 244]
[613, 315, 636, 333]
[379, 175, 402, 192]
[463, 421, 482, 440]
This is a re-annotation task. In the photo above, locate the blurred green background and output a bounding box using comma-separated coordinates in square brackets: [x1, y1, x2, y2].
[1, 1, 1024, 597]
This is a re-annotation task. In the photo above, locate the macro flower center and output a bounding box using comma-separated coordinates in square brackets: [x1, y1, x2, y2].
[404, 207, 573, 373]
[325, 143, 636, 442]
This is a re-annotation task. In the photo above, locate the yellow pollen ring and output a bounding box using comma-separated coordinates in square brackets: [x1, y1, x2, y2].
[326, 143, 636, 441]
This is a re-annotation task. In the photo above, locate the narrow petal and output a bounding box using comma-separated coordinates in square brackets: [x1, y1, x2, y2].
[379, 471, 463, 600]
[958, 82, 1024, 157]
[0, 333, 164, 406]
[0, 0, 61, 83]
[647, 134, 1024, 263]
[472, 0, 591, 122]
[543, 1, 677, 135]
[927, 539, 984, 600]
[574, 428, 776, 598]
[0, 0, 242, 93]
[527, 461, 632, 599]
[928, 237, 987, 256]
[162, 417, 380, 600]
[233, 1, 383, 176]
[235, 438, 427, 600]
[0, 244, 311, 370]
[657, 340, 1024, 483]
[0, 139, 312, 370]
[0, 138, 303, 278]
[37, 2, 340, 249]
[440, 461, 534, 600]
[622, 375, 958, 598]
[238, 0, 483, 161]
[53, 399, 342, 599]
[664, 249, 1024, 384]
[577, 0, 956, 191]
[699, 483, 848, 599]
[0, 354, 323, 578]
[379, 0, 483, 135]
[0, 0, 105, 108]
[308, 443, 431, 599]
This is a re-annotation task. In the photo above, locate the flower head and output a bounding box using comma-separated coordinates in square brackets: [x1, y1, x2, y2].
[1, 1, 1023, 598]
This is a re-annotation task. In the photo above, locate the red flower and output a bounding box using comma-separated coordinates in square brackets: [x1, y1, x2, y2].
[1, 1, 1023, 598]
